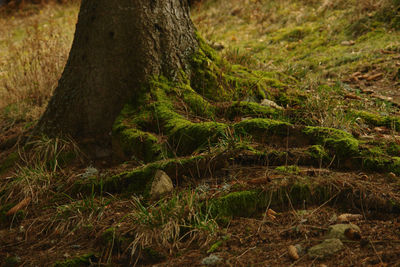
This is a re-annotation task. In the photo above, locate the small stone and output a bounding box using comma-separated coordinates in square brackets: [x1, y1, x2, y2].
[388, 172, 397, 182]
[308, 238, 344, 258]
[80, 166, 99, 179]
[201, 254, 222, 265]
[150, 170, 174, 200]
[260, 99, 284, 110]
[327, 224, 361, 240]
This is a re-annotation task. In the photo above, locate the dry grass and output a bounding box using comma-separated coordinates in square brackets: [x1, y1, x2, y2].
[0, 2, 78, 128]
[127, 192, 218, 261]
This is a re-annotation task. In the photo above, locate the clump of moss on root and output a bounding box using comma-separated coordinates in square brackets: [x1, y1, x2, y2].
[303, 126, 359, 159]
[352, 110, 400, 131]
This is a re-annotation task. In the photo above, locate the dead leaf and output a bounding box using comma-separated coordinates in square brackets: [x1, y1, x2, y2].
[381, 49, 396, 54]
[366, 73, 384, 81]
[6, 197, 31, 216]
[288, 245, 299, 260]
[267, 209, 277, 216]
[373, 94, 393, 102]
[374, 126, 389, 133]
[344, 93, 362, 100]
[267, 209, 277, 220]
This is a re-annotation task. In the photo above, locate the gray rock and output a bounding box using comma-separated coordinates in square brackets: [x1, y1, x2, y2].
[308, 238, 344, 258]
[201, 254, 222, 265]
[79, 166, 99, 179]
[150, 170, 173, 200]
[327, 223, 360, 240]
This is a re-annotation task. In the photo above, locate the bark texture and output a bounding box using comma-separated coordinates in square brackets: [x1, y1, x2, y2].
[36, 0, 198, 142]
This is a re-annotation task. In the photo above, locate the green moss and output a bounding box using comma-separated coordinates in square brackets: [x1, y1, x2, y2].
[275, 165, 300, 174]
[234, 118, 292, 140]
[180, 85, 216, 118]
[307, 145, 329, 161]
[387, 142, 400, 156]
[71, 154, 213, 197]
[210, 191, 262, 218]
[226, 65, 287, 101]
[191, 34, 288, 102]
[289, 182, 313, 203]
[352, 110, 400, 131]
[390, 157, 400, 175]
[0, 152, 19, 174]
[217, 101, 280, 121]
[168, 120, 228, 155]
[190, 33, 227, 100]
[101, 227, 116, 245]
[152, 90, 228, 155]
[360, 147, 400, 175]
[113, 127, 162, 163]
[207, 240, 223, 253]
[100, 154, 210, 196]
[53, 254, 96, 267]
[303, 126, 359, 158]
[272, 26, 313, 42]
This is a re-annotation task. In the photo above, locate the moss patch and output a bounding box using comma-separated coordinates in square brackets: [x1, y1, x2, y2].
[303, 127, 359, 158]
[210, 191, 262, 218]
[361, 147, 400, 175]
[53, 253, 97, 267]
[234, 118, 292, 140]
[275, 165, 300, 174]
[352, 110, 400, 131]
[73, 152, 229, 197]
[307, 145, 330, 161]
[216, 101, 280, 120]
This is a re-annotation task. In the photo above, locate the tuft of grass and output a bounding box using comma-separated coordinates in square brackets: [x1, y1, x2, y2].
[193, 0, 400, 131]
[0, 3, 78, 130]
[127, 190, 218, 259]
[22, 135, 83, 172]
[0, 164, 54, 204]
[53, 192, 111, 234]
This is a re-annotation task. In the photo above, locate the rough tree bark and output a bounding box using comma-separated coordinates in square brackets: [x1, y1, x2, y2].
[36, 0, 198, 145]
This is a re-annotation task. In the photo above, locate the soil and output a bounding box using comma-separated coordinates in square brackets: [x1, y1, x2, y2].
[1, 164, 400, 266]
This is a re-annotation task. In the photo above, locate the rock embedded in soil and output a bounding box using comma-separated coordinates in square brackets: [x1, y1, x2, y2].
[308, 238, 344, 259]
[327, 224, 361, 240]
[150, 170, 174, 200]
[201, 254, 222, 265]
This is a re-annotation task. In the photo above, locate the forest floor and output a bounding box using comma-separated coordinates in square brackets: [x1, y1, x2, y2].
[1, 0, 400, 266]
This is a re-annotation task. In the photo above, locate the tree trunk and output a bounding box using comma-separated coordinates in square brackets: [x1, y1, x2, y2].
[36, 0, 198, 145]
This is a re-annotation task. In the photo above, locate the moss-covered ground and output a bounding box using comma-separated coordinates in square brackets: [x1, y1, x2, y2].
[1, 0, 400, 266]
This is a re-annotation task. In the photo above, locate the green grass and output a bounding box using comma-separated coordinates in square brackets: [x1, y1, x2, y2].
[193, 0, 400, 130]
